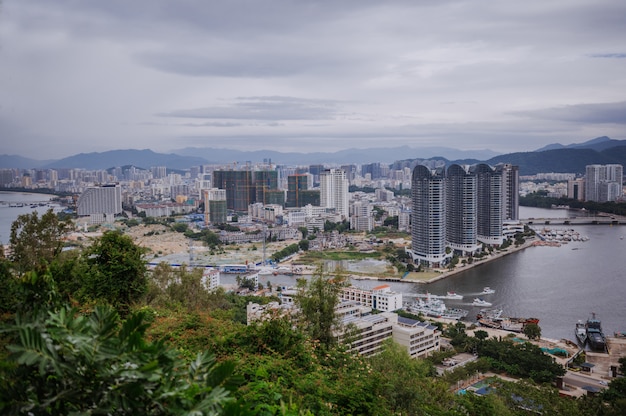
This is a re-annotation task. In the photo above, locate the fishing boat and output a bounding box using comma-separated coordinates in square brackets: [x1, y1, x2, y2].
[481, 287, 495, 294]
[476, 308, 503, 320]
[575, 320, 587, 345]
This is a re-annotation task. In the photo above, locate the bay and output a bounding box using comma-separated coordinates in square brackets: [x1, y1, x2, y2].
[0, 191, 60, 245]
[265, 206, 626, 343]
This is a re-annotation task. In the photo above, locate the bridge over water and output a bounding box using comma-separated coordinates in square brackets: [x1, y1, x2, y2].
[520, 216, 626, 226]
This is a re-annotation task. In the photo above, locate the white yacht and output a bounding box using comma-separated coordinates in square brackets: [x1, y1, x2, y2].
[472, 298, 493, 307]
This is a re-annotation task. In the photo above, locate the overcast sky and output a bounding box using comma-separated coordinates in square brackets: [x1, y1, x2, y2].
[1, 0, 625, 160]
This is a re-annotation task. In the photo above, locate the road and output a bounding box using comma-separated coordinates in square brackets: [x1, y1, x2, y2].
[563, 371, 608, 390]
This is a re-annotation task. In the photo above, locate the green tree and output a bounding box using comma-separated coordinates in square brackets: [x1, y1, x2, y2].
[523, 322, 541, 340]
[82, 231, 147, 315]
[294, 268, 347, 348]
[0, 305, 243, 415]
[171, 222, 188, 233]
[298, 239, 310, 251]
[9, 209, 72, 275]
[146, 263, 214, 311]
[474, 329, 489, 341]
[368, 340, 453, 414]
[0, 249, 19, 314]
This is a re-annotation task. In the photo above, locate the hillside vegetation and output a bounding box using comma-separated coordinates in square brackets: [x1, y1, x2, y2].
[1, 210, 625, 415]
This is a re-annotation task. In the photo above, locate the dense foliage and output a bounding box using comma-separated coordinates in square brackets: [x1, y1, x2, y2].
[1, 210, 624, 415]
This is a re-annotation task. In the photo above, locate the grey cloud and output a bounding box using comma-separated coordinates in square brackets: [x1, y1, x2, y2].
[511, 101, 626, 125]
[158, 97, 342, 121]
[588, 53, 626, 59]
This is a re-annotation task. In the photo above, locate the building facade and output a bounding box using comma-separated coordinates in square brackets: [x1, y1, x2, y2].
[585, 164, 623, 202]
[320, 168, 349, 219]
[445, 164, 479, 255]
[203, 188, 227, 224]
[497, 163, 519, 221]
[76, 184, 122, 218]
[472, 163, 504, 246]
[411, 165, 448, 267]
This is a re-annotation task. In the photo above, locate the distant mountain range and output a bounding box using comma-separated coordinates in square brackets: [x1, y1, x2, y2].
[1, 137, 625, 176]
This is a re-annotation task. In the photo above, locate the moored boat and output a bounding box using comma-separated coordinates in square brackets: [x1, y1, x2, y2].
[586, 313, 607, 352]
[405, 296, 468, 320]
[575, 320, 587, 345]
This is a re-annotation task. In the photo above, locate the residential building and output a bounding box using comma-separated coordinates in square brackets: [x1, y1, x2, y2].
[212, 170, 255, 212]
[392, 317, 441, 358]
[286, 174, 309, 207]
[445, 164, 479, 255]
[340, 312, 396, 356]
[585, 164, 623, 202]
[340, 285, 403, 312]
[567, 178, 585, 201]
[203, 188, 227, 225]
[350, 201, 373, 232]
[472, 163, 504, 246]
[320, 169, 349, 219]
[410, 165, 448, 267]
[497, 163, 519, 221]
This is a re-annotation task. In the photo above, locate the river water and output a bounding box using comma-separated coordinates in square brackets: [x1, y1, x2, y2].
[264, 206, 626, 342]
[1, 195, 623, 342]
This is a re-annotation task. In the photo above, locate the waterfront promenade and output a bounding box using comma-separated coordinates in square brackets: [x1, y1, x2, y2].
[352, 237, 538, 284]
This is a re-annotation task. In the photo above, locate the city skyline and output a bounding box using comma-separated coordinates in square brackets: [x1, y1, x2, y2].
[1, 1, 625, 159]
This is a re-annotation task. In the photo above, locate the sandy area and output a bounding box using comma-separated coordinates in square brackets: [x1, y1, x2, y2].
[124, 224, 189, 256]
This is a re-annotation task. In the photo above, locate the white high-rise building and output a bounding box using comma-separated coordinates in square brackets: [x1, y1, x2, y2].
[585, 164, 624, 202]
[320, 169, 349, 219]
[76, 184, 123, 225]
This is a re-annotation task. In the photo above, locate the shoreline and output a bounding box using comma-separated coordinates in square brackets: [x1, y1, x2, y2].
[349, 237, 539, 284]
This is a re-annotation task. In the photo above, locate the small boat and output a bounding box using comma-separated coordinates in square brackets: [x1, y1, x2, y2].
[472, 298, 492, 307]
[575, 320, 587, 345]
[476, 308, 503, 320]
[481, 287, 495, 294]
[444, 291, 463, 300]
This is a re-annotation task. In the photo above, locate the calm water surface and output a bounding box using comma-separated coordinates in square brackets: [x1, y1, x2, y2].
[0, 191, 60, 244]
[266, 207, 626, 342]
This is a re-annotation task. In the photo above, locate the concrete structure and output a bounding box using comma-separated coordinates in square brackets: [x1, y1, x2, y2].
[411, 165, 448, 267]
[77, 184, 122, 224]
[320, 168, 349, 220]
[497, 163, 520, 221]
[201, 268, 221, 291]
[135, 202, 195, 218]
[472, 163, 504, 246]
[340, 285, 403, 312]
[585, 164, 623, 202]
[286, 174, 308, 207]
[568, 178, 585, 201]
[350, 201, 373, 232]
[340, 312, 396, 356]
[446, 164, 480, 255]
[392, 316, 441, 358]
[204, 188, 227, 225]
[212, 170, 255, 212]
